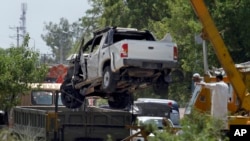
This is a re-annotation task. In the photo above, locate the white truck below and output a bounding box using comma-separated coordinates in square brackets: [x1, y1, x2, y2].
[60, 27, 179, 109]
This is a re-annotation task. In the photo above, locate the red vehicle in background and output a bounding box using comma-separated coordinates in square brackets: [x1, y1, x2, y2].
[45, 64, 68, 83]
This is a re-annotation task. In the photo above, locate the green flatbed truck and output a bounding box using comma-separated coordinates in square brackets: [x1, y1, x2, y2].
[2, 83, 135, 141]
[11, 105, 135, 141]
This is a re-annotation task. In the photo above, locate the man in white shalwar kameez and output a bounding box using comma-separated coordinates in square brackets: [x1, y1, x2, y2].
[197, 74, 229, 129]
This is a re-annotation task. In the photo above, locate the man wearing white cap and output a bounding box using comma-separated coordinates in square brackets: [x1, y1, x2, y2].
[192, 73, 202, 83]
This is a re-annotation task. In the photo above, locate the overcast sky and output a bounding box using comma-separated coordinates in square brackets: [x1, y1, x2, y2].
[0, 0, 91, 54]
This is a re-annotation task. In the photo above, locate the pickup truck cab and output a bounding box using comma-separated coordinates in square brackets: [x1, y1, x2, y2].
[61, 27, 179, 109]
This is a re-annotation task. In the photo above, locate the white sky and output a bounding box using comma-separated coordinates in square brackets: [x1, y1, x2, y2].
[0, 0, 91, 54]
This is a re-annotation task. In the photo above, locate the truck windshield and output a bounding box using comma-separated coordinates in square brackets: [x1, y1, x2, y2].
[143, 118, 164, 129]
[31, 91, 53, 105]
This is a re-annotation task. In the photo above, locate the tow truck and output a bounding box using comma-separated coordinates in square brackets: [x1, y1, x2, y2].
[187, 0, 250, 131]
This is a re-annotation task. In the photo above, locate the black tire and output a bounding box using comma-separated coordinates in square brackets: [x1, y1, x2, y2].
[102, 66, 117, 93]
[153, 75, 169, 97]
[60, 79, 85, 109]
[108, 92, 133, 109]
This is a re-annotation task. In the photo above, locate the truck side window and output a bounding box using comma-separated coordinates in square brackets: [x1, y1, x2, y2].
[103, 36, 109, 47]
[57, 93, 63, 106]
[103, 29, 114, 48]
[91, 35, 102, 53]
[82, 39, 93, 53]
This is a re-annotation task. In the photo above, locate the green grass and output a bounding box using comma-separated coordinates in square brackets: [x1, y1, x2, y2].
[0, 128, 17, 141]
[0, 126, 45, 141]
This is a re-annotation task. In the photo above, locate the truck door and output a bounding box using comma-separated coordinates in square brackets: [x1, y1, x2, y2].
[87, 34, 105, 79]
[80, 39, 92, 80]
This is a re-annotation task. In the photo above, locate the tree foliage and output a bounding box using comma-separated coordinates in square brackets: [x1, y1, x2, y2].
[79, 0, 104, 38]
[148, 109, 228, 141]
[41, 18, 83, 63]
[206, 0, 250, 63]
[0, 35, 47, 112]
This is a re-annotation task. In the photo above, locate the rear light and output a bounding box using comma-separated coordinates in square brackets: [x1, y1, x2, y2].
[173, 46, 178, 60]
[168, 102, 173, 107]
[120, 43, 128, 58]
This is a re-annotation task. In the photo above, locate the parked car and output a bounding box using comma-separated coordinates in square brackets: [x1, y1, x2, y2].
[134, 98, 180, 126]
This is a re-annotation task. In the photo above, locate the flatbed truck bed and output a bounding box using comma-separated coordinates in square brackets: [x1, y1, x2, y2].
[12, 106, 135, 141]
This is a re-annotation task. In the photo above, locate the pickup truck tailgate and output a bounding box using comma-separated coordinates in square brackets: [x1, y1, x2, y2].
[121, 40, 177, 61]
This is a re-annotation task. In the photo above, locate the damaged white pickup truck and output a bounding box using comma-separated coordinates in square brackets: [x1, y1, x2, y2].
[60, 27, 179, 109]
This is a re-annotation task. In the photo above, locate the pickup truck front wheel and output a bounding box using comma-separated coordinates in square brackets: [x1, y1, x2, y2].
[60, 79, 85, 109]
[102, 66, 117, 93]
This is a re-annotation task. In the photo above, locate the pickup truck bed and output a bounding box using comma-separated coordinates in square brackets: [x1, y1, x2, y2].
[12, 106, 134, 141]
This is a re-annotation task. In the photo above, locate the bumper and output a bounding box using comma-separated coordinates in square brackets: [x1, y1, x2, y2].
[123, 59, 179, 69]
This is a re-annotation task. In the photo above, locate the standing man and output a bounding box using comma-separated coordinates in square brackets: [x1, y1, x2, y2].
[192, 73, 203, 92]
[197, 74, 229, 129]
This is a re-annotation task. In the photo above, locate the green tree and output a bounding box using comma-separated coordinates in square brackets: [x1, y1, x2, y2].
[41, 18, 76, 64]
[99, 0, 129, 27]
[205, 0, 250, 63]
[79, 0, 104, 37]
[149, 109, 228, 141]
[0, 35, 47, 124]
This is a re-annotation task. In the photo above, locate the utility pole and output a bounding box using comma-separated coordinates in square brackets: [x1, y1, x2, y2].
[9, 26, 20, 47]
[60, 45, 63, 64]
[41, 53, 54, 64]
[17, 27, 20, 47]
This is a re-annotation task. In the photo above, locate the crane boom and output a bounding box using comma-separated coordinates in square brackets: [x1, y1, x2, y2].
[189, 0, 250, 111]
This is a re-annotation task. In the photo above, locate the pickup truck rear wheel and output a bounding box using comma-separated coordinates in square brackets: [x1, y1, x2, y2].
[60, 79, 85, 109]
[108, 92, 132, 109]
[102, 66, 117, 93]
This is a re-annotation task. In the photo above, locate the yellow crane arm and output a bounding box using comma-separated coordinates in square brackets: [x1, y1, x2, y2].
[189, 0, 250, 111]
